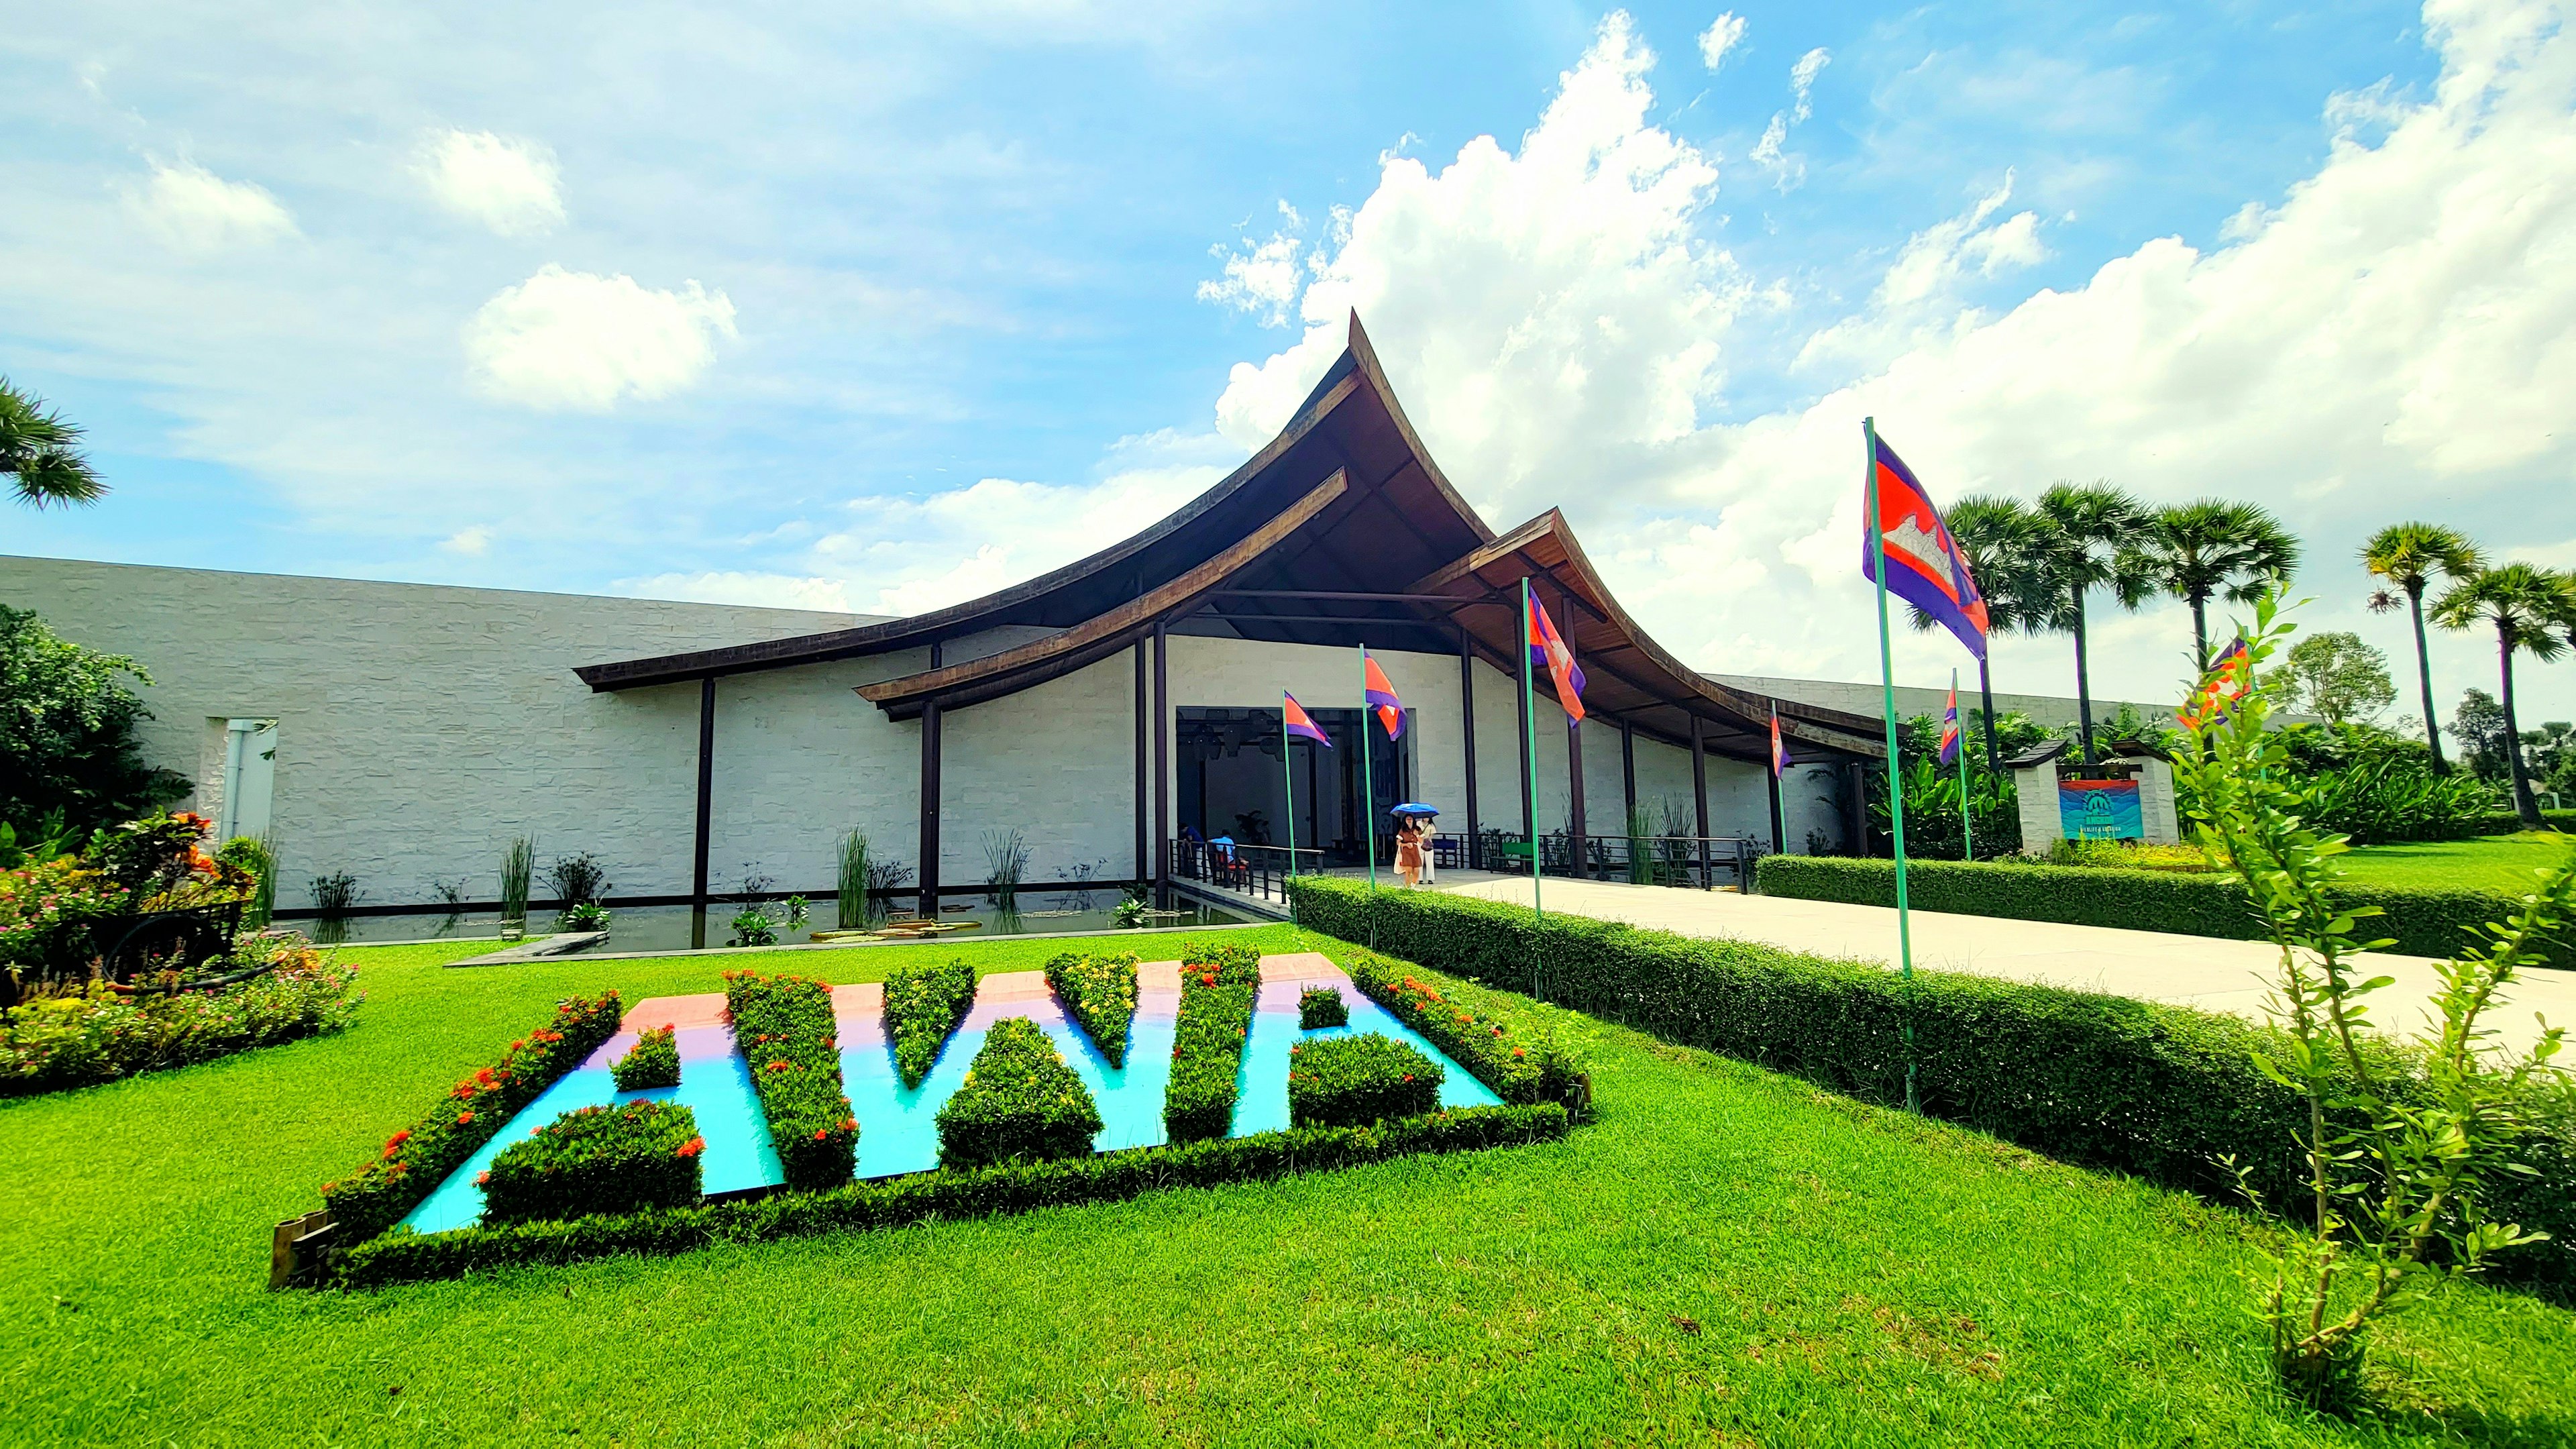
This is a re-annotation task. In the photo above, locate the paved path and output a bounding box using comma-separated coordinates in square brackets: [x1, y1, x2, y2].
[1426, 875, 2574, 1055]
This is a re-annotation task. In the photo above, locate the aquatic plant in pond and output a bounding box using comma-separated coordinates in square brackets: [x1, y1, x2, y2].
[543, 852, 610, 909]
[884, 955, 975, 1087]
[981, 828, 1030, 908]
[498, 837, 533, 936]
[309, 871, 360, 918]
[478, 1099, 703, 1224]
[1288, 1033, 1441, 1128]
[727, 909, 777, 948]
[935, 1016, 1103, 1168]
[837, 830, 873, 926]
[782, 896, 809, 926]
[1044, 950, 1138, 1067]
[612, 1024, 680, 1091]
[561, 901, 611, 932]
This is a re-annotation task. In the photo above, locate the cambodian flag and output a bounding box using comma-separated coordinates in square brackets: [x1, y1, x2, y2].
[2181, 637, 2253, 728]
[1284, 692, 1332, 747]
[1770, 710, 1792, 778]
[1938, 674, 1963, 767]
[1862, 433, 1989, 659]
[1527, 596, 1587, 727]
[1361, 650, 1404, 739]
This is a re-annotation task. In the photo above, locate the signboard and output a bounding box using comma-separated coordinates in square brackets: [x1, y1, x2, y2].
[2058, 777, 2143, 841]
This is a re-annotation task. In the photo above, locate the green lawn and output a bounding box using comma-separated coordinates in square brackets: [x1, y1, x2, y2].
[4, 927, 2572, 1446]
[2339, 832, 2575, 894]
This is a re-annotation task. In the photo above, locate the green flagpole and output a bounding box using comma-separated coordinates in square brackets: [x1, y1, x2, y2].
[1358, 646, 1378, 896]
[1955, 667, 1974, 862]
[1519, 578, 1543, 925]
[1283, 696, 1299, 925]
[1865, 417, 1921, 1115]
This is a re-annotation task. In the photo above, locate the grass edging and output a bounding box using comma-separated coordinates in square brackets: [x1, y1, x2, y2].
[1754, 853, 2575, 969]
[332, 1103, 1570, 1287]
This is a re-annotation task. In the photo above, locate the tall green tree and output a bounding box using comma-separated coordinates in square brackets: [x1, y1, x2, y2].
[1907, 492, 2048, 777]
[2430, 564, 2576, 827]
[2361, 523, 2483, 773]
[2025, 481, 2154, 763]
[2137, 498, 2300, 671]
[0, 606, 187, 833]
[1, 378, 106, 509]
[2266, 631, 2396, 724]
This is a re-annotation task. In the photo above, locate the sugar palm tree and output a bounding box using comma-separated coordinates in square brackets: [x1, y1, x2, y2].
[2138, 499, 2300, 672]
[1907, 493, 2047, 777]
[2429, 564, 2576, 827]
[1, 378, 105, 508]
[2361, 522, 2485, 773]
[2025, 482, 2153, 762]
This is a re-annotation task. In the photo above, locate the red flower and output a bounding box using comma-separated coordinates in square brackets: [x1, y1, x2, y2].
[1199, 973, 1216, 986]
[1402, 1074, 1414, 1082]
[1511, 1047, 1527, 1059]
[380, 1129, 412, 1159]
[475, 1171, 490, 1186]
[456, 1110, 475, 1125]
[767, 1060, 792, 1073]
[812, 1128, 828, 1141]
[1493, 1026, 1505, 1037]
[676, 1136, 706, 1159]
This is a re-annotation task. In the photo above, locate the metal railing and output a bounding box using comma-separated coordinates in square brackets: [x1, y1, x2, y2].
[1167, 840, 1327, 906]
[1460, 831, 1758, 891]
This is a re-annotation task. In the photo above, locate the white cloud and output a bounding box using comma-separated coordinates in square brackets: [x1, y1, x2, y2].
[1788, 46, 1831, 121]
[1697, 13, 1746, 72]
[419, 129, 566, 237]
[463, 265, 737, 411]
[442, 525, 493, 555]
[1794, 171, 2047, 370]
[1197, 227, 1306, 326]
[1750, 46, 1831, 187]
[125, 162, 297, 251]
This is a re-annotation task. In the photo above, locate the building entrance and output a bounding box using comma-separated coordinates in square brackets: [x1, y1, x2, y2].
[1174, 706, 1410, 866]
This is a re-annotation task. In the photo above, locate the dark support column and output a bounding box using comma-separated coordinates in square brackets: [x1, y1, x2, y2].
[1690, 714, 1710, 890]
[1845, 761, 1868, 857]
[918, 643, 944, 918]
[1619, 720, 1637, 834]
[1567, 716, 1588, 879]
[692, 676, 716, 905]
[1152, 623, 1170, 898]
[1133, 642, 1148, 884]
[1458, 629, 1479, 859]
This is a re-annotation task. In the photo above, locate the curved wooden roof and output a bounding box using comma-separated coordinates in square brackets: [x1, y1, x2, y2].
[578, 315, 1884, 761]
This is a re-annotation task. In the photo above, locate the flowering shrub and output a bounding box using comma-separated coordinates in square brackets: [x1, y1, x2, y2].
[1043, 949, 1137, 1066]
[610, 1024, 680, 1091]
[0, 936, 360, 1095]
[1287, 1033, 1440, 1128]
[0, 811, 256, 994]
[935, 1016, 1103, 1168]
[1297, 985, 1346, 1030]
[1163, 941, 1261, 1142]
[1344, 952, 1586, 1109]
[723, 971, 856, 1189]
[320, 991, 623, 1242]
[883, 955, 975, 1087]
[479, 1100, 704, 1224]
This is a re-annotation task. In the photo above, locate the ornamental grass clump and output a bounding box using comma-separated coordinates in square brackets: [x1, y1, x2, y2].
[723, 971, 856, 1190]
[478, 1099, 704, 1224]
[1164, 941, 1262, 1142]
[1043, 949, 1138, 1066]
[322, 991, 623, 1242]
[1297, 985, 1347, 1029]
[883, 955, 976, 1087]
[611, 1024, 680, 1091]
[1287, 1033, 1439, 1128]
[2174, 593, 2576, 1411]
[934, 1016, 1103, 1169]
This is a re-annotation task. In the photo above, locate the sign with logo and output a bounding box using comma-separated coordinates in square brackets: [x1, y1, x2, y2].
[2058, 777, 2143, 841]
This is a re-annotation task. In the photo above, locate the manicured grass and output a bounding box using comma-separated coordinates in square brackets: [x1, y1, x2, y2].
[3, 926, 2573, 1444]
[2339, 831, 2576, 896]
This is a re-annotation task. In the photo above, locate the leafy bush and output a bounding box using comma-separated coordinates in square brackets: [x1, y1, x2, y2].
[1344, 953, 1586, 1108]
[1164, 941, 1261, 1142]
[1044, 949, 1138, 1066]
[0, 938, 360, 1095]
[727, 908, 777, 948]
[2471, 809, 2576, 836]
[1287, 1033, 1438, 1128]
[321, 991, 624, 1242]
[723, 971, 856, 1190]
[611, 1024, 680, 1091]
[560, 901, 611, 932]
[934, 1016, 1103, 1168]
[478, 1100, 704, 1224]
[1, 811, 258, 995]
[883, 955, 975, 1087]
[1298, 985, 1346, 1029]
[1285, 874, 2576, 1293]
[337, 1103, 1572, 1287]
[0, 605, 187, 838]
[1755, 855, 2575, 969]
[543, 852, 610, 907]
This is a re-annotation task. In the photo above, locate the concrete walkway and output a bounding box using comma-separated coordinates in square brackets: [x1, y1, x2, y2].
[1426, 875, 2574, 1055]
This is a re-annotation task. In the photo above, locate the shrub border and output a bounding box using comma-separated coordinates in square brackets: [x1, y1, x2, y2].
[882, 955, 976, 1088]
[1163, 942, 1260, 1142]
[723, 971, 857, 1191]
[1044, 949, 1139, 1067]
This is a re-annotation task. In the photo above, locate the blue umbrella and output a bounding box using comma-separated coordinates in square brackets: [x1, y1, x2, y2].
[1388, 803, 1440, 816]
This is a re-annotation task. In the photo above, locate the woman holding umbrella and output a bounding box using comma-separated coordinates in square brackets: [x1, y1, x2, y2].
[1390, 803, 1439, 889]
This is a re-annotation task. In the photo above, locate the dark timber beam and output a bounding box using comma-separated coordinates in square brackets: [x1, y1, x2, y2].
[1620, 720, 1637, 835]
[1133, 640, 1148, 885]
[918, 642, 945, 918]
[1153, 622, 1171, 899]
[692, 676, 716, 907]
[1567, 713, 1588, 879]
[1459, 628, 1479, 848]
[1690, 714, 1711, 890]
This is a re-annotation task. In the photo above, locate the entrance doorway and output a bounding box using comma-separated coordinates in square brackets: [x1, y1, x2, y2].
[1175, 706, 1410, 865]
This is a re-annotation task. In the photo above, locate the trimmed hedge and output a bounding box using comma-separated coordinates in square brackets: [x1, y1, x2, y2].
[1287, 1034, 1439, 1128]
[1286, 875, 2576, 1293]
[1755, 854, 2576, 969]
[480, 1100, 704, 1224]
[1044, 950, 1138, 1067]
[1346, 954, 1586, 1108]
[610, 1024, 680, 1091]
[1298, 985, 1347, 1030]
[2471, 810, 2575, 837]
[935, 1016, 1104, 1168]
[335, 1102, 1570, 1287]
[883, 955, 975, 1087]
[1164, 942, 1260, 1142]
[723, 971, 857, 1191]
[320, 992, 624, 1242]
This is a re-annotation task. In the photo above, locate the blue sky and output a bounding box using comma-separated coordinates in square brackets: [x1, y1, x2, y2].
[5, 1, 2571, 721]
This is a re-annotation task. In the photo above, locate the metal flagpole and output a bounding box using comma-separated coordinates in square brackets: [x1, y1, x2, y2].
[1955, 669, 1974, 863]
[1282, 696, 1299, 926]
[1358, 646, 1378, 897]
[1519, 577, 1545, 998]
[1865, 417, 1922, 1115]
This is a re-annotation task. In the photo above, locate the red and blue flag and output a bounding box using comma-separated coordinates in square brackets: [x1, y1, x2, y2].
[1938, 674, 1963, 767]
[1770, 710, 1792, 778]
[1360, 650, 1404, 739]
[2180, 637, 2253, 729]
[1527, 596, 1587, 727]
[1862, 433, 1989, 659]
[1283, 692, 1332, 747]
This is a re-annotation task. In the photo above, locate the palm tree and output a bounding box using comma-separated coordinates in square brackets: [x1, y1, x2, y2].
[2137, 499, 2300, 672]
[1, 378, 105, 508]
[1907, 493, 2047, 777]
[2430, 564, 2576, 827]
[2361, 522, 2484, 773]
[2025, 482, 2153, 762]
